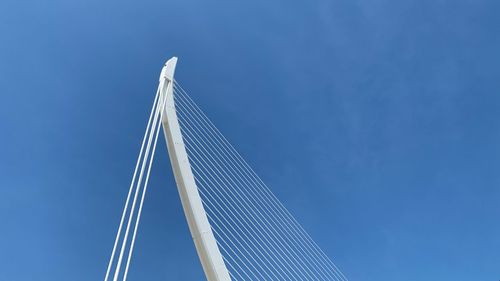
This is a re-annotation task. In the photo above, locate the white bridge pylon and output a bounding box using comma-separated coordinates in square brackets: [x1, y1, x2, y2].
[160, 57, 231, 281]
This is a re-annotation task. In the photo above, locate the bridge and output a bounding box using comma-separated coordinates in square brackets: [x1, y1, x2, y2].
[104, 57, 348, 281]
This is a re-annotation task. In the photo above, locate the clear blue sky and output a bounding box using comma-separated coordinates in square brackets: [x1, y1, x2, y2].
[1, 0, 499, 280]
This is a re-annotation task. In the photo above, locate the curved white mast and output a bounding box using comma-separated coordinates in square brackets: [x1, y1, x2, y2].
[159, 57, 231, 281]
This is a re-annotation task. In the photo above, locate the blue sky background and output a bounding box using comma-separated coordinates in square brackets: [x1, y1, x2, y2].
[1, 0, 499, 280]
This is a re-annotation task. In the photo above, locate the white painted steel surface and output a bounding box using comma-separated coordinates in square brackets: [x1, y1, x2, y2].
[159, 57, 231, 281]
